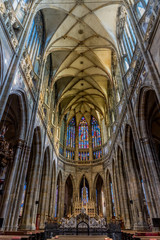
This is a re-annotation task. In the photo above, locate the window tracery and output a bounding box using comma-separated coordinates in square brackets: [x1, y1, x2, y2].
[79, 117, 89, 149]
[26, 12, 43, 74]
[91, 117, 101, 148]
[66, 117, 75, 148]
[117, 7, 137, 73]
[134, 0, 148, 19]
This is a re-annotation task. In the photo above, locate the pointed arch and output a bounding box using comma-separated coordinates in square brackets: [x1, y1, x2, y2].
[79, 175, 90, 202]
[64, 174, 74, 217]
[55, 170, 62, 218]
[93, 173, 105, 216]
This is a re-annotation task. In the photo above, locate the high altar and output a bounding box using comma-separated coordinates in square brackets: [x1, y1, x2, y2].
[73, 176, 96, 218]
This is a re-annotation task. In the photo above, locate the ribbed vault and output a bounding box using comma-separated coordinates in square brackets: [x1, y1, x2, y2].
[40, 0, 122, 125]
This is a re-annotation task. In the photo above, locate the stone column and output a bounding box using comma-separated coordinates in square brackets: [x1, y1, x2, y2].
[113, 172, 121, 218]
[118, 159, 131, 229]
[59, 182, 65, 219]
[20, 149, 43, 230]
[39, 167, 51, 229]
[49, 164, 56, 218]
[0, 140, 24, 230]
[124, 143, 148, 229]
[9, 144, 31, 231]
[106, 175, 112, 223]
[140, 137, 160, 215]
[115, 164, 125, 221]
[51, 177, 57, 219]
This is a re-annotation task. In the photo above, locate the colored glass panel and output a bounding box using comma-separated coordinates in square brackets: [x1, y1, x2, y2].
[66, 117, 75, 148]
[79, 117, 89, 149]
[110, 183, 116, 216]
[91, 117, 101, 148]
[54, 185, 58, 217]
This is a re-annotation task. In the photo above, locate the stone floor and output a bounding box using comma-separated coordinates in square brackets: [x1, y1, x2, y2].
[49, 236, 108, 240]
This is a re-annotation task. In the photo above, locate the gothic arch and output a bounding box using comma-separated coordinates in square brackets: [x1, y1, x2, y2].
[78, 174, 90, 191]
[0, 91, 29, 230]
[79, 175, 90, 201]
[124, 124, 150, 228]
[64, 174, 74, 217]
[65, 173, 75, 194]
[136, 87, 160, 216]
[93, 173, 104, 189]
[93, 173, 105, 216]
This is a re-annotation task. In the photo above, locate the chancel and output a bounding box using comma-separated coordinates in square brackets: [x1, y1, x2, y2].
[0, 0, 160, 239]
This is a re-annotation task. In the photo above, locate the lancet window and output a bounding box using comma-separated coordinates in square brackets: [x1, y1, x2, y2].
[79, 117, 89, 149]
[110, 182, 116, 217]
[91, 117, 101, 148]
[118, 9, 137, 72]
[26, 12, 43, 74]
[66, 117, 75, 148]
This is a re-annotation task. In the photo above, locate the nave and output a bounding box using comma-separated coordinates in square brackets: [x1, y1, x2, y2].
[0, 0, 160, 238]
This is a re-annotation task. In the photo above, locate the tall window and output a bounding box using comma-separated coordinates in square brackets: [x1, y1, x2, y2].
[91, 116, 101, 148]
[54, 185, 58, 218]
[110, 182, 116, 217]
[26, 12, 43, 74]
[79, 117, 89, 149]
[66, 117, 75, 148]
[118, 12, 137, 73]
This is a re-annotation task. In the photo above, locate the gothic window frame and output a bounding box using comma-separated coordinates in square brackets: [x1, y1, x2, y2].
[78, 117, 89, 149]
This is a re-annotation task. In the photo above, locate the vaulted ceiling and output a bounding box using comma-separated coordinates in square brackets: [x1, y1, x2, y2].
[40, 0, 121, 125]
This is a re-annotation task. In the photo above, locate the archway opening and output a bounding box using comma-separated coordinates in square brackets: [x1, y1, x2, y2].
[64, 175, 73, 217]
[80, 176, 89, 204]
[95, 175, 104, 217]
[55, 172, 62, 218]
[0, 94, 22, 201]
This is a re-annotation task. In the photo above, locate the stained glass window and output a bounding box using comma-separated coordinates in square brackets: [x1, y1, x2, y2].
[66, 117, 75, 148]
[54, 185, 58, 217]
[66, 150, 74, 160]
[79, 117, 89, 149]
[91, 117, 101, 148]
[93, 150, 102, 159]
[110, 183, 116, 216]
[79, 151, 89, 161]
